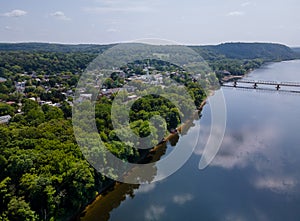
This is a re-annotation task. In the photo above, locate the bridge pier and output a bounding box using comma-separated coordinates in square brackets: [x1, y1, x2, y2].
[253, 83, 258, 89]
[276, 84, 280, 90]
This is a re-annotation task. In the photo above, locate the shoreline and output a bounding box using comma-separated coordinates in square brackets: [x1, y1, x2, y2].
[219, 58, 299, 84]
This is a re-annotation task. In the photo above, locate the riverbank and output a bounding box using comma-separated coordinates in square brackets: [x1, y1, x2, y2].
[221, 75, 243, 82]
[219, 59, 298, 83]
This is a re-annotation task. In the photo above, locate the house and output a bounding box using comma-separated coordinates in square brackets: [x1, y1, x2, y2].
[16, 81, 26, 92]
[0, 115, 11, 124]
[75, 93, 93, 103]
[127, 95, 138, 100]
[0, 77, 7, 83]
[61, 75, 71, 80]
[66, 90, 74, 96]
[99, 88, 123, 98]
[80, 94, 92, 100]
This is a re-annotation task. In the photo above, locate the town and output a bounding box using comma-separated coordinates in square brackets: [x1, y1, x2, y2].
[0, 57, 214, 124]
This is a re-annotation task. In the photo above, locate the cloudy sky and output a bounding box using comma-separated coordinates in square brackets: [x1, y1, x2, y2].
[0, 0, 299, 46]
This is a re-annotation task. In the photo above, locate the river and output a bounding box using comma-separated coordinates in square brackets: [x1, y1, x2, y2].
[78, 60, 300, 221]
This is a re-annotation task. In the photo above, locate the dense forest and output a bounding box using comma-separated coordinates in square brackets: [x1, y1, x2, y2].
[0, 42, 297, 61]
[0, 43, 114, 54]
[1, 94, 201, 220]
[191, 42, 299, 77]
[191, 42, 298, 61]
[0, 42, 297, 221]
[1, 42, 298, 80]
[291, 47, 300, 56]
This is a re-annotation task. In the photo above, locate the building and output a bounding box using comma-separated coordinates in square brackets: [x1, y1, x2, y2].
[75, 93, 93, 103]
[99, 88, 122, 97]
[0, 115, 11, 124]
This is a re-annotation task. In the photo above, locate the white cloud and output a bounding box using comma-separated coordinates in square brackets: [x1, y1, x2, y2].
[3, 26, 21, 32]
[83, 0, 154, 14]
[83, 5, 151, 13]
[135, 183, 156, 194]
[2, 9, 27, 17]
[90, 0, 159, 12]
[145, 205, 165, 221]
[50, 11, 71, 21]
[254, 176, 298, 194]
[172, 193, 193, 205]
[106, 28, 119, 33]
[224, 213, 247, 221]
[241, 1, 257, 7]
[227, 11, 245, 16]
[195, 121, 300, 195]
[4, 26, 12, 30]
[194, 125, 278, 169]
[241, 1, 251, 7]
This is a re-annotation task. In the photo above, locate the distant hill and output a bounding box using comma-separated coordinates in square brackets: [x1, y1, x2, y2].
[0, 42, 298, 61]
[291, 47, 300, 57]
[0, 42, 114, 53]
[191, 43, 298, 61]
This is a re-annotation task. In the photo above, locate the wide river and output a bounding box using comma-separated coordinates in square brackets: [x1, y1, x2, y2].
[79, 60, 300, 221]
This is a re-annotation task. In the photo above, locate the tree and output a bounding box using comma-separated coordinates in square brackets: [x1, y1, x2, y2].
[25, 108, 45, 126]
[0, 84, 9, 94]
[0, 177, 12, 209]
[60, 102, 72, 119]
[22, 99, 39, 114]
[43, 105, 64, 121]
[0, 103, 15, 116]
[6, 196, 38, 221]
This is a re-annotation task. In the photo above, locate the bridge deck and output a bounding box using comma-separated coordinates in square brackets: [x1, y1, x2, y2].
[234, 80, 300, 87]
[221, 79, 300, 94]
[222, 85, 300, 93]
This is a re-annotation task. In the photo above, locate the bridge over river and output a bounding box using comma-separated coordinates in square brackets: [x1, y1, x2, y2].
[221, 79, 300, 94]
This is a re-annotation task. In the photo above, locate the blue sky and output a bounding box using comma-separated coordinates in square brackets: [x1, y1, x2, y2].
[0, 0, 299, 46]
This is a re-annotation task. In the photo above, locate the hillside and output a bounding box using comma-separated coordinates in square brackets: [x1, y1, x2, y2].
[191, 42, 297, 61]
[0, 42, 114, 53]
[291, 47, 300, 57]
[0, 42, 298, 62]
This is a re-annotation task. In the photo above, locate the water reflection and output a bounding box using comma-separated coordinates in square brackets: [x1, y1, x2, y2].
[172, 193, 194, 205]
[77, 129, 195, 221]
[192, 61, 300, 220]
[196, 122, 300, 195]
[77, 183, 139, 221]
[195, 124, 278, 169]
[134, 183, 156, 194]
[145, 205, 166, 221]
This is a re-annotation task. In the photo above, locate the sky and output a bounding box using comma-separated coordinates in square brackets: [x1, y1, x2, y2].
[0, 0, 299, 46]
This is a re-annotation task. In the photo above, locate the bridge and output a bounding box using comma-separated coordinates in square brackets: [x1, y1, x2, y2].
[221, 79, 300, 94]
